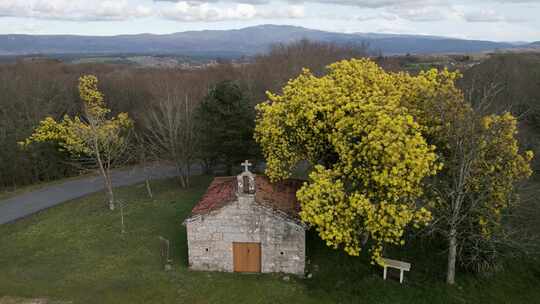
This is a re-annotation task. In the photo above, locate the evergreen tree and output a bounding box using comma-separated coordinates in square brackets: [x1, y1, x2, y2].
[195, 81, 257, 175]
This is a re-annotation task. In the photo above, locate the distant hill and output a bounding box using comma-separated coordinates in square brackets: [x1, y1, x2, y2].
[0, 24, 523, 57]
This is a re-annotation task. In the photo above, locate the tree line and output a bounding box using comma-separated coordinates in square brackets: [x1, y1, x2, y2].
[2, 45, 538, 192]
[0, 40, 369, 191]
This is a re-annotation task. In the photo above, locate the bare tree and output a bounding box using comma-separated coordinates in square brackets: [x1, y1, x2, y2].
[143, 83, 198, 188]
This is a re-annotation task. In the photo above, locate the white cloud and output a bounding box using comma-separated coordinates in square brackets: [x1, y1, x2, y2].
[159, 1, 304, 21]
[465, 9, 504, 22]
[0, 0, 305, 22]
[287, 5, 305, 18]
[356, 12, 397, 22]
[157, 0, 444, 9]
[388, 6, 447, 22]
[0, 2, 29, 17]
[0, 0, 153, 21]
[464, 9, 527, 22]
[156, 0, 538, 6]
[255, 4, 304, 18]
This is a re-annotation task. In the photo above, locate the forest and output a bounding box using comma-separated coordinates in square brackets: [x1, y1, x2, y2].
[0, 41, 538, 191]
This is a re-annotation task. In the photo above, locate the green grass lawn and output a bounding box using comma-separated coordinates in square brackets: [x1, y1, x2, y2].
[0, 176, 539, 303]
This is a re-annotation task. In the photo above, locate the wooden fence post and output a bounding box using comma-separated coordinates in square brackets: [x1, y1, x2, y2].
[158, 236, 172, 271]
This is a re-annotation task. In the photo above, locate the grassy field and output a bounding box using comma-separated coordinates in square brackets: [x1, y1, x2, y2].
[0, 176, 539, 303]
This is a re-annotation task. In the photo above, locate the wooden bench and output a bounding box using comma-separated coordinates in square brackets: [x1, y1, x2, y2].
[382, 258, 411, 284]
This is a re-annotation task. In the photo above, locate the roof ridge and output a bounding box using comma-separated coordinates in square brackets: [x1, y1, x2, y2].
[187, 175, 305, 220]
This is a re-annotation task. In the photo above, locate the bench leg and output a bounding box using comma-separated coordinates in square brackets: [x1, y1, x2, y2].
[383, 267, 387, 280]
[400, 270, 404, 284]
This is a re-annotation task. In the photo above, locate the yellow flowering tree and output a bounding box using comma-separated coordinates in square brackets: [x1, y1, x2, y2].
[429, 111, 532, 283]
[393, 68, 533, 284]
[255, 59, 533, 284]
[255, 59, 441, 265]
[21, 75, 133, 210]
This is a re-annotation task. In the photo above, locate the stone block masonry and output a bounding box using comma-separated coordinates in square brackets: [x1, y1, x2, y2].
[186, 195, 305, 275]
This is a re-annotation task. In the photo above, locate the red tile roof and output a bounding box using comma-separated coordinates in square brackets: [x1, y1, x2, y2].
[190, 177, 237, 216]
[254, 176, 304, 218]
[189, 175, 304, 219]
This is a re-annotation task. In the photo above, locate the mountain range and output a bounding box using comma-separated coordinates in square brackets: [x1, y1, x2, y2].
[0, 24, 537, 57]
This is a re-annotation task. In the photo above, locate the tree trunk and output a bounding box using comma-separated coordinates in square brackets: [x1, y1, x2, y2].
[93, 133, 115, 210]
[119, 200, 125, 234]
[105, 175, 115, 211]
[447, 228, 457, 285]
[175, 162, 187, 188]
[185, 162, 191, 188]
[202, 159, 214, 175]
[177, 175, 186, 189]
[145, 179, 153, 198]
[140, 149, 153, 199]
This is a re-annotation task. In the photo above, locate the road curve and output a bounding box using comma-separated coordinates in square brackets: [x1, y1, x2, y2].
[0, 164, 183, 225]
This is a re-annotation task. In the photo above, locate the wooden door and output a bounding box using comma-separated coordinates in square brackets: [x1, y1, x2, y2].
[233, 242, 261, 273]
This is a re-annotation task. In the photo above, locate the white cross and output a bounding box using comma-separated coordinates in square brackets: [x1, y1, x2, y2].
[241, 160, 252, 173]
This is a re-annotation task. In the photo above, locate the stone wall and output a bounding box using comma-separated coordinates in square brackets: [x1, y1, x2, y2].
[186, 195, 305, 275]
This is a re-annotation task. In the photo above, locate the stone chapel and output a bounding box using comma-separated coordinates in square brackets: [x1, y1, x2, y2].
[184, 161, 306, 275]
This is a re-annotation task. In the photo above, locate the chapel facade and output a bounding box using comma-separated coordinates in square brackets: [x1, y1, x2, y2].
[184, 161, 306, 275]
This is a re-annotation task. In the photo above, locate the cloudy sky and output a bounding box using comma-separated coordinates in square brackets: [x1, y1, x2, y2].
[0, 0, 538, 41]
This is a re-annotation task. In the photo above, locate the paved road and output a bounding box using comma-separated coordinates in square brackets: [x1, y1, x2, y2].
[0, 164, 183, 225]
